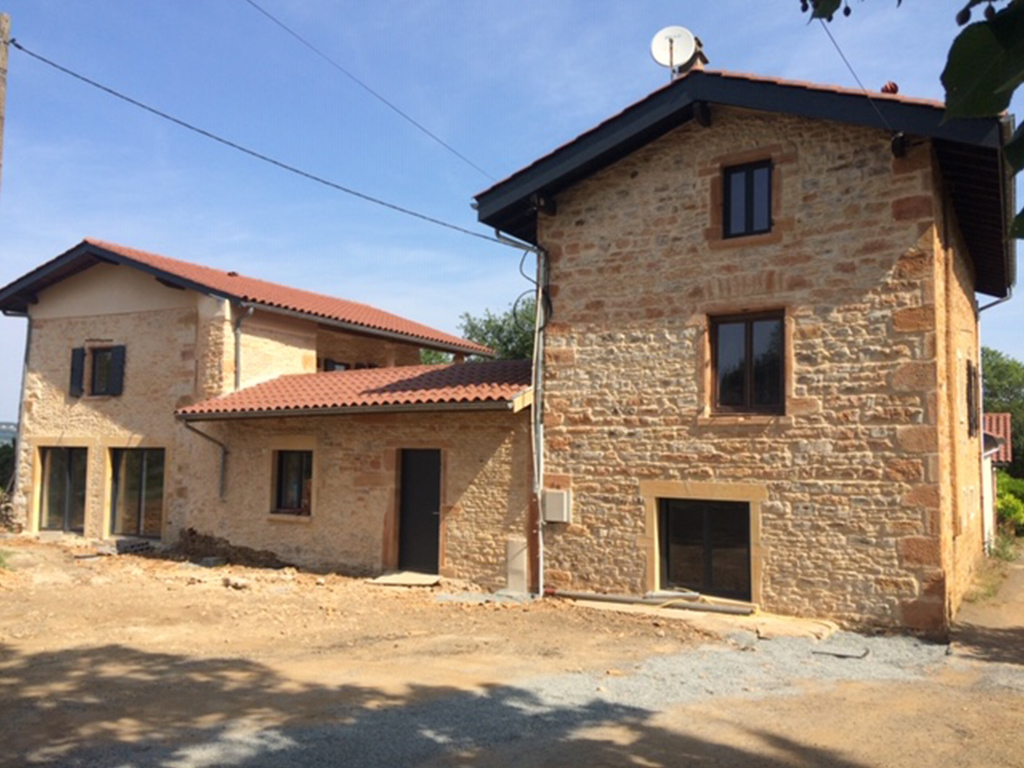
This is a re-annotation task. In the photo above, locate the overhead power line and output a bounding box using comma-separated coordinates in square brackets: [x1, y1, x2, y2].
[817, 19, 896, 135]
[10, 39, 514, 248]
[243, 0, 495, 182]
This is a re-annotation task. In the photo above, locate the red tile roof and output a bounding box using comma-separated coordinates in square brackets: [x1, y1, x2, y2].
[177, 360, 532, 419]
[984, 412, 1013, 464]
[83, 239, 493, 356]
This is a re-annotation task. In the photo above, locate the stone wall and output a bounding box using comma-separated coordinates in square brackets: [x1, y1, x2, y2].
[536, 106, 979, 630]
[178, 410, 532, 588]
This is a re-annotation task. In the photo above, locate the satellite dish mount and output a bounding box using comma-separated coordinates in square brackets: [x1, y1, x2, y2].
[650, 26, 707, 80]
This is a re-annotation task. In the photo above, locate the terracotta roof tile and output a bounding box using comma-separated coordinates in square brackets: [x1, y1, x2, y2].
[178, 360, 532, 418]
[984, 412, 1014, 464]
[83, 239, 492, 356]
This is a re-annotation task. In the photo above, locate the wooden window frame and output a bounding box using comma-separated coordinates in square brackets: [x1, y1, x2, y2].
[722, 160, 773, 239]
[710, 311, 785, 415]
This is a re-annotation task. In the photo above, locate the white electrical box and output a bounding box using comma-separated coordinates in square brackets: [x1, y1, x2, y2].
[542, 488, 572, 524]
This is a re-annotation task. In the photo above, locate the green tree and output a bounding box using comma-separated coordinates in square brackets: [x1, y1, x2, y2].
[804, 0, 1024, 235]
[459, 297, 536, 361]
[982, 346, 1024, 477]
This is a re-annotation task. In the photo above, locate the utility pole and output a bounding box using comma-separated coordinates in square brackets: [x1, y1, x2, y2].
[0, 13, 9, 198]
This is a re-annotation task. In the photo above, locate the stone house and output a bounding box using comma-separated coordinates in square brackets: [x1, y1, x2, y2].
[475, 70, 1016, 631]
[0, 239, 533, 588]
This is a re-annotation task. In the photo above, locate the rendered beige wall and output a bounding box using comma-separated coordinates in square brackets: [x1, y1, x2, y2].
[13, 265, 202, 538]
[537, 106, 977, 630]
[178, 410, 532, 588]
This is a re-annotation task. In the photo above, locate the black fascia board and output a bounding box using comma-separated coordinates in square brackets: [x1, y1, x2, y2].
[477, 71, 1005, 243]
[476, 88, 698, 238]
[687, 74, 1003, 148]
[82, 242, 241, 303]
[0, 240, 242, 316]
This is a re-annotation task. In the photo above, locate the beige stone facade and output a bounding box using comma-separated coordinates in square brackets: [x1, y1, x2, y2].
[177, 411, 531, 586]
[7, 253, 529, 589]
[534, 108, 984, 631]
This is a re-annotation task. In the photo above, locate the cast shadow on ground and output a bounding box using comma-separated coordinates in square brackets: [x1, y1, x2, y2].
[950, 623, 1024, 665]
[0, 642, 871, 768]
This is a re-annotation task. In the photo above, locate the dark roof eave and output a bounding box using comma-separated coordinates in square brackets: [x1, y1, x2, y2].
[0, 241, 492, 354]
[476, 70, 1012, 295]
[177, 399, 525, 421]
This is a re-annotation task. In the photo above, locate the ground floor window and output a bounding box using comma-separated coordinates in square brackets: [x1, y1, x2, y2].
[273, 450, 312, 516]
[659, 498, 751, 600]
[39, 447, 88, 532]
[110, 448, 165, 537]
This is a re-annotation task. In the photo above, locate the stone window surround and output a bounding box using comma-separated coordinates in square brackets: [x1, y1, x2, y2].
[709, 309, 786, 415]
[703, 143, 797, 251]
[695, 302, 795, 427]
[267, 435, 316, 522]
[638, 479, 766, 606]
[722, 159, 773, 239]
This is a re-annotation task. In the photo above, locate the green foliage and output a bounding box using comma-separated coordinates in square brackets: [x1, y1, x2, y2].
[458, 297, 536, 361]
[992, 530, 1020, 561]
[419, 348, 454, 365]
[803, 0, 1024, 237]
[0, 442, 12, 493]
[983, 348, 1024, 478]
[997, 469, 1024, 533]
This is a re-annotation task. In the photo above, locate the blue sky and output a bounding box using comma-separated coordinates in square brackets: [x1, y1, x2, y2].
[0, 0, 1020, 421]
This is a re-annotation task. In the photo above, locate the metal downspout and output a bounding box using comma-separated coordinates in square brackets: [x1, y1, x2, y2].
[181, 420, 229, 499]
[233, 303, 253, 391]
[9, 314, 30, 498]
[493, 229, 549, 597]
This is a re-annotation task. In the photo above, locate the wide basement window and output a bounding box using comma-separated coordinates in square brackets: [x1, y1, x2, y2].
[659, 498, 751, 601]
[712, 312, 784, 414]
[723, 161, 772, 238]
[110, 448, 165, 538]
[274, 450, 312, 516]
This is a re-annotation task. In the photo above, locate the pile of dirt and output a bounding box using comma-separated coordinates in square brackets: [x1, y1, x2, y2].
[172, 527, 292, 569]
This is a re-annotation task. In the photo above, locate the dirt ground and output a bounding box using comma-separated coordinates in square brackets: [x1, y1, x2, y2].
[1, 536, 1023, 767]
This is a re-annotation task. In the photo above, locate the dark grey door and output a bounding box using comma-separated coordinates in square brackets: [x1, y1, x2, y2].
[398, 449, 441, 573]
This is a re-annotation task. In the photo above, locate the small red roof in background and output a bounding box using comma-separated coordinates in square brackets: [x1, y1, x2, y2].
[84, 239, 493, 357]
[177, 360, 531, 419]
[984, 412, 1013, 464]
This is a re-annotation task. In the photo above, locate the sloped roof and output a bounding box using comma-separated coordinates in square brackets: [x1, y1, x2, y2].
[177, 360, 532, 420]
[984, 412, 1014, 464]
[475, 68, 1013, 298]
[0, 239, 493, 356]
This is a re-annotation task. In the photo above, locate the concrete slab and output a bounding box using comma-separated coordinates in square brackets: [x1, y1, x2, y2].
[368, 571, 441, 587]
[560, 598, 838, 641]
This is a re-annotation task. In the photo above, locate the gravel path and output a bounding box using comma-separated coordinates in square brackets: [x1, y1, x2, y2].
[44, 630, 1024, 767]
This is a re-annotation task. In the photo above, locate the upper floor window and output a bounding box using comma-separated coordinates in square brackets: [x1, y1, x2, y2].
[70, 345, 126, 398]
[711, 312, 784, 414]
[723, 161, 772, 238]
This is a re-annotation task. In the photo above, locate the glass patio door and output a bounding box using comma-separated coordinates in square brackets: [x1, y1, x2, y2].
[40, 447, 88, 532]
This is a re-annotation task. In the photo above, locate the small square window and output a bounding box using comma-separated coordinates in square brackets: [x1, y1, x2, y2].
[274, 450, 312, 516]
[711, 312, 784, 414]
[723, 161, 772, 238]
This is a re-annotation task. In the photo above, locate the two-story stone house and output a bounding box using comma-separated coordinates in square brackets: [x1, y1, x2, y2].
[475, 70, 1015, 632]
[0, 239, 533, 587]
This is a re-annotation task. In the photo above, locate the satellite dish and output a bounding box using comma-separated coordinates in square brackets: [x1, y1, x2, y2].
[650, 26, 696, 70]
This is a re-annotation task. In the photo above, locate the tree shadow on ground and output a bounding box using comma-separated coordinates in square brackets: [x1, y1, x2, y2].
[0, 642, 871, 768]
[950, 623, 1024, 665]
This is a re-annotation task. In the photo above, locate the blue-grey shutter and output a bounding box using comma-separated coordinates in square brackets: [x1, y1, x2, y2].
[108, 345, 126, 396]
[70, 348, 85, 397]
